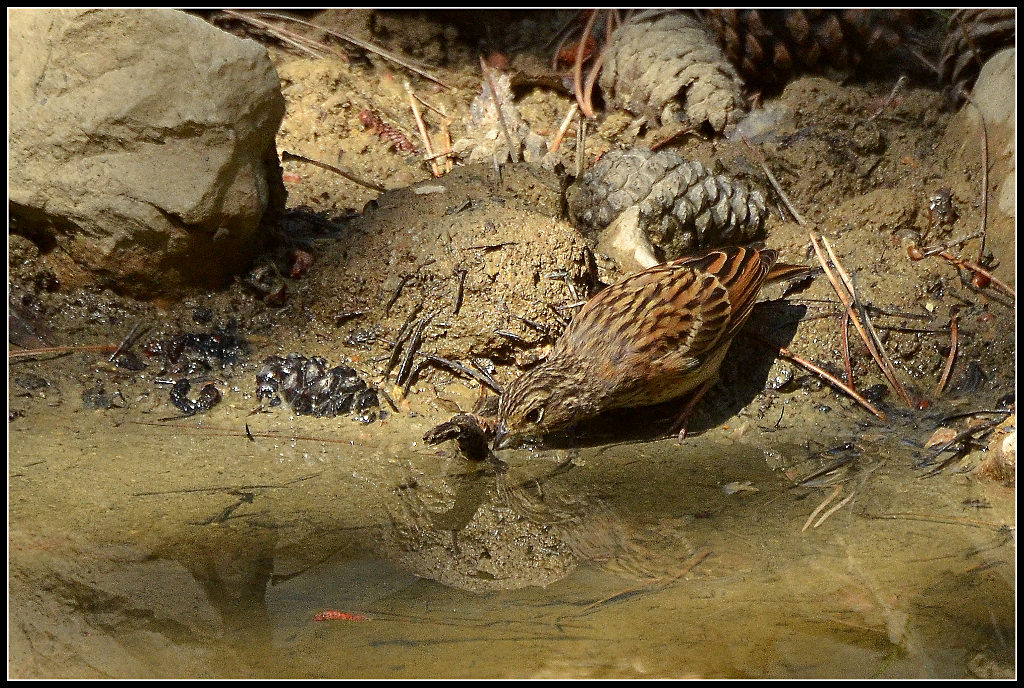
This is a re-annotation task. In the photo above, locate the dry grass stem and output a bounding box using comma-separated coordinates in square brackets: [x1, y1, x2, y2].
[935, 311, 959, 395]
[549, 102, 580, 153]
[651, 123, 696, 151]
[437, 104, 454, 173]
[841, 310, 854, 387]
[742, 138, 807, 225]
[255, 11, 452, 89]
[810, 233, 915, 407]
[747, 331, 886, 420]
[865, 75, 907, 122]
[10, 344, 119, 359]
[281, 150, 386, 193]
[405, 83, 441, 177]
[478, 57, 520, 164]
[573, 10, 599, 117]
[411, 93, 448, 119]
[581, 46, 605, 118]
[221, 10, 336, 60]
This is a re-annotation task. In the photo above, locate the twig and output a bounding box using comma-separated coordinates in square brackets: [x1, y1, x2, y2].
[109, 321, 146, 362]
[452, 268, 467, 315]
[385, 274, 412, 315]
[863, 511, 1008, 531]
[840, 310, 854, 387]
[573, 10, 599, 117]
[865, 75, 907, 122]
[550, 23, 577, 71]
[916, 416, 1005, 476]
[130, 420, 376, 447]
[253, 11, 452, 89]
[910, 229, 987, 259]
[907, 47, 941, 76]
[852, 275, 914, 407]
[656, 547, 712, 586]
[581, 44, 605, 119]
[405, 82, 440, 177]
[469, 358, 503, 394]
[935, 309, 959, 395]
[220, 10, 337, 60]
[742, 137, 806, 225]
[424, 354, 503, 394]
[549, 102, 579, 153]
[411, 93, 449, 120]
[396, 314, 433, 388]
[810, 234, 914, 408]
[479, 56, 520, 164]
[383, 307, 422, 378]
[281, 151, 386, 193]
[545, 9, 586, 52]
[133, 471, 321, 496]
[746, 331, 886, 420]
[9, 344, 118, 359]
[791, 448, 857, 488]
[937, 251, 1015, 298]
[574, 115, 587, 178]
[935, 407, 1012, 425]
[650, 123, 696, 151]
[820, 235, 855, 295]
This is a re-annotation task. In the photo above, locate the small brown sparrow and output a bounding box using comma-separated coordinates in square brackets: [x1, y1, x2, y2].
[494, 245, 807, 448]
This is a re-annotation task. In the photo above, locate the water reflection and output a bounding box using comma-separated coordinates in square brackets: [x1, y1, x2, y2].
[375, 453, 697, 591]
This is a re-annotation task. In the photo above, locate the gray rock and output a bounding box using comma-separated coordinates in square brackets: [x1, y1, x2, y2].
[9, 9, 286, 296]
[941, 48, 1015, 288]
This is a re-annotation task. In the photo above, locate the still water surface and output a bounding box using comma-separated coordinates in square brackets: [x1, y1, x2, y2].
[8, 395, 1015, 678]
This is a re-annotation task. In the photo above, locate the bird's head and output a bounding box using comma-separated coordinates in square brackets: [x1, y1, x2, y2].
[494, 361, 593, 449]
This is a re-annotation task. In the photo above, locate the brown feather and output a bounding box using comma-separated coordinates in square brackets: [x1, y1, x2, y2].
[496, 245, 805, 442]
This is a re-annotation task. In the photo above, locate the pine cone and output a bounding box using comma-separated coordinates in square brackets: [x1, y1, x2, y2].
[454, 71, 547, 163]
[567, 148, 768, 272]
[939, 9, 1016, 102]
[599, 10, 746, 132]
[699, 9, 924, 90]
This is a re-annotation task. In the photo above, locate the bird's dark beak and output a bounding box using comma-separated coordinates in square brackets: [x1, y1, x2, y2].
[492, 421, 510, 451]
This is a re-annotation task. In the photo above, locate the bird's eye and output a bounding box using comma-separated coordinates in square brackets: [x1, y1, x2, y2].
[524, 406, 544, 424]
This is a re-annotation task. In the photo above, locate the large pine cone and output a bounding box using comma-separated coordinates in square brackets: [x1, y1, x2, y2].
[567, 148, 768, 272]
[599, 10, 746, 132]
[698, 9, 925, 90]
[939, 9, 1016, 102]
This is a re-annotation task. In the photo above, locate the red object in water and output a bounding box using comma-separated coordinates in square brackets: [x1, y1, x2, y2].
[313, 610, 368, 622]
[290, 249, 314, 278]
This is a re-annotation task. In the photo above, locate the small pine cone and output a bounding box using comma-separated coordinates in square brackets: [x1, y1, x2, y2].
[939, 9, 1016, 102]
[567, 148, 768, 272]
[599, 10, 746, 132]
[453, 71, 548, 163]
[699, 9, 923, 90]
